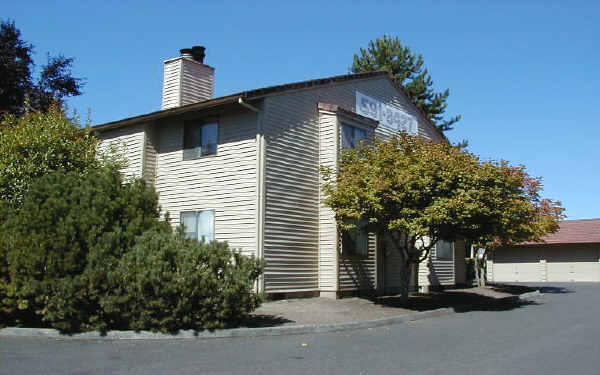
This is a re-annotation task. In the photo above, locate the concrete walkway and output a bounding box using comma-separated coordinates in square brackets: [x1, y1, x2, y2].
[247, 284, 531, 327]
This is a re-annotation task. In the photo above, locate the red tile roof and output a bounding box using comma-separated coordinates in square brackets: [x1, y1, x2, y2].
[526, 219, 600, 245]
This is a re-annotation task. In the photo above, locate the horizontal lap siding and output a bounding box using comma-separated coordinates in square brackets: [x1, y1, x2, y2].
[337, 118, 378, 292]
[98, 123, 146, 179]
[427, 259, 455, 286]
[263, 77, 440, 293]
[384, 248, 404, 289]
[263, 94, 319, 292]
[339, 235, 377, 291]
[143, 124, 157, 185]
[421, 242, 456, 287]
[181, 60, 214, 105]
[162, 59, 181, 109]
[155, 112, 258, 257]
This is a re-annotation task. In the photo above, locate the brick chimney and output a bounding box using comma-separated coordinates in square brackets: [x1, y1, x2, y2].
[161, 46, 215, 109]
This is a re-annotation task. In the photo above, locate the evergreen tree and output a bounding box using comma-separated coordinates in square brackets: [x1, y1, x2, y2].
[0, 20, 83, 116]
[351, 35, 461, 132]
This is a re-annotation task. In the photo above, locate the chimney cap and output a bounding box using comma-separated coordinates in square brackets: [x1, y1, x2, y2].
[179, 46, 206, 63]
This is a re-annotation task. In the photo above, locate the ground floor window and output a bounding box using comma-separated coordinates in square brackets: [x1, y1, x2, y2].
[180, 210, 215, 243]
[341, 219, 369, 256]
[436, 240, 454, 260]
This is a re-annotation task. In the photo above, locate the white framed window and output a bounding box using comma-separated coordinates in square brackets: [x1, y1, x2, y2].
[341, 219, 369, 257]
[183, 120, 218, 160]
[341, 122, 368, 149]
[436, 240, 454, 260]
[180, 210, 215, 243]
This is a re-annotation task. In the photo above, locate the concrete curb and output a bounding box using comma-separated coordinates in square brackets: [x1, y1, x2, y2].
[0, 290, 542, 340]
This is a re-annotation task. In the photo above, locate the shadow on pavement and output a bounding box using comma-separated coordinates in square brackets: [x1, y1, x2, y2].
[242, 314, 295, 328]
[490, 283, 573, 295]
[372, 290, 539, 313]
[536, 286, 573, 294]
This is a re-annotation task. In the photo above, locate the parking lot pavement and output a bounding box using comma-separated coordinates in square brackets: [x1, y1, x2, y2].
[1, 283, 599, 375]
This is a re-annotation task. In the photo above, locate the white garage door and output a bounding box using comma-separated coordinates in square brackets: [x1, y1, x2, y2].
[545, 246, 600, 282]
[492, 247, 542, 282]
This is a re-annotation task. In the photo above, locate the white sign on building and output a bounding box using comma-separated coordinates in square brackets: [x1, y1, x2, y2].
[355, 91, 418, 134]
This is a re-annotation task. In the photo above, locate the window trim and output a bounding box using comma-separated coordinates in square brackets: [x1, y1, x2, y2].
[179, 209, 216, 243]
[183, 119, 219, 160]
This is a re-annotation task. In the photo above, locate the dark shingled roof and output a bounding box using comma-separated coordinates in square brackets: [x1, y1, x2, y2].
[92, 70, 447, 142]
[526, 219, 600, 245]
[92, 71, 389, 132]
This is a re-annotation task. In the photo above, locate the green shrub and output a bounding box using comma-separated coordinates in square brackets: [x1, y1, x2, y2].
[0, 166, 168, 331]
[0, 166, 264, 333]
[102, 230, 264, 333]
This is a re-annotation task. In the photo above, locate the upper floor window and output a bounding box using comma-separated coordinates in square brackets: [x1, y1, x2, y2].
[183, 121, 218, 160]
[341, 219, 369, 257]
[436, 240, 454, 260]
[180, 210, 215, 243]
[341, 123, 368, 149]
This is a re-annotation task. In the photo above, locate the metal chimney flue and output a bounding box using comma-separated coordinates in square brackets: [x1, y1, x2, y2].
[179, 46, 205, 63]
[179, 48, 193, 59]
[191, 46, 206, 63]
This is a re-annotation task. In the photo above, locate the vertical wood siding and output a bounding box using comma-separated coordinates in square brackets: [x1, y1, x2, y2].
[318, 111, 339, 292]
[262, 76, 440, 293]
[154, 111, 258, 257]
[162, 59, 182, 110]
[98, 123, 146, 179]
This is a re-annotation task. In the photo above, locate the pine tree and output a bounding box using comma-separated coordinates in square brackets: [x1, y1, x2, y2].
[351, 35, 461, 132]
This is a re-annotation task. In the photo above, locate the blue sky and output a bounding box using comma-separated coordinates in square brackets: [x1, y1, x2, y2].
[5, 1, 599, 219]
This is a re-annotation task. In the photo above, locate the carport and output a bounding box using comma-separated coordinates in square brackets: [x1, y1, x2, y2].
[488, 219, 600, 282]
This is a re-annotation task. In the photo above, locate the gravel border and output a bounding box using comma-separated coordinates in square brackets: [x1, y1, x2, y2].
[0, 290, 542, 340]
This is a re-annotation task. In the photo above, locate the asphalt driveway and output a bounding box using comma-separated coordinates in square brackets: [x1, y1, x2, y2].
[2, 283, 599, 375]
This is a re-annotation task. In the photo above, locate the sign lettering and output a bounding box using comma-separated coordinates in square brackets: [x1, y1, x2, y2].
[356, 91, 417, 134]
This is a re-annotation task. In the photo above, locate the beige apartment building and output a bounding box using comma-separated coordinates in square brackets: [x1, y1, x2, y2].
[94, 47, 466, 297]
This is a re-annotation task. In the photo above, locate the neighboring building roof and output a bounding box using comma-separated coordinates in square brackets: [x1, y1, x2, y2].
[525, 219, 600, 245]
[92, 71, 447, 142]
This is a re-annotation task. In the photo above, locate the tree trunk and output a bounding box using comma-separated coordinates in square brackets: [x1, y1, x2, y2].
[475, 253, 487, 287]
[474, 257, 481, 287]
[398, 260, 411, 304]
[413, 262, 419, 293]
